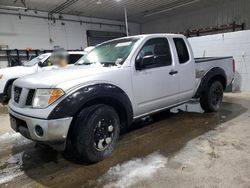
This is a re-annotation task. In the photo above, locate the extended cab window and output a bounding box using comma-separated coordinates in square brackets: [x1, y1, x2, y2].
[173, 38, 190, 64]
[136, 38, 172, 69]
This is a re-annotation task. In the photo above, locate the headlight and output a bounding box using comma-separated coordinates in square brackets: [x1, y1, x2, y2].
[0, 74, 3, 79]
[32, 89, 64, 108]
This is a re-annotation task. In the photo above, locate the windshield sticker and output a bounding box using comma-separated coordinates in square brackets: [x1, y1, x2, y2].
[115, 42, 132, 47]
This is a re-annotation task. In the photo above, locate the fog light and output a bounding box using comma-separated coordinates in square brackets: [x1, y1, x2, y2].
[35, 125, 44, 137]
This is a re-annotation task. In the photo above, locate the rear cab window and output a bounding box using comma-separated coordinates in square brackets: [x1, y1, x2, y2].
[173, 38, 190, 64]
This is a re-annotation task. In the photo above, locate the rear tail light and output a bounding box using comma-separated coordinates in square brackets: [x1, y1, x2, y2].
[232, 59, 236, 73]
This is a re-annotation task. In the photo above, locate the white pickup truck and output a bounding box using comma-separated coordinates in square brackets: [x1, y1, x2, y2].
[8, 34, 235, 163]
[0, 51, 85, 102]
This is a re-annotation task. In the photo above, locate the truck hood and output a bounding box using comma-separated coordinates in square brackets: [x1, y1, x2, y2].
[15, 64, 118, 88]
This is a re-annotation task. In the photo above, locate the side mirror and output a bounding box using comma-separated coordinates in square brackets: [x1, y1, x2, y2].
[38, 60, 43, 67]
[136, 55, 154, 70]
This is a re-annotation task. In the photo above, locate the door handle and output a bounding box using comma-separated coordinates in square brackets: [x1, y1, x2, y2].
[169, 70, 178, 75]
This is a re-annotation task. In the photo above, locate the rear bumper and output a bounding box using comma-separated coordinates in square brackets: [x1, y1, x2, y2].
[9, 108, 73, 144]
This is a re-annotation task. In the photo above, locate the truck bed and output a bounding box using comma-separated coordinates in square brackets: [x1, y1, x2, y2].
[194, 56, 235, 92]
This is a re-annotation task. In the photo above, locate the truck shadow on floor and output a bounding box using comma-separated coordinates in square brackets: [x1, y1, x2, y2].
[10, 101, 248, 188]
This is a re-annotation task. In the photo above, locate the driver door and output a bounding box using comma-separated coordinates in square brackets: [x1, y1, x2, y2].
[132, 37, 180, 116]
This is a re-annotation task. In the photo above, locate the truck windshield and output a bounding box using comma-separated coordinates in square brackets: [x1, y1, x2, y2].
[23, 54, 49, 67]
[76, 37, 139, 66]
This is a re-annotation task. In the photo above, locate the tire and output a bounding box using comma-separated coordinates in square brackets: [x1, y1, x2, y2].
[66, 104, 120, 164]
[200, 81, 224, 113]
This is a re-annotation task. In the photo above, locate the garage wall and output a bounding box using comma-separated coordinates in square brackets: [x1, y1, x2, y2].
[189, 30, 250, 92]
[141, 0, 250, 34]
[0, 10, 140, 50]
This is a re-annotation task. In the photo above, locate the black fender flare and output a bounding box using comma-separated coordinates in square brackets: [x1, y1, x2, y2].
[4, 78, 17, 94]
[48, 83, 134, 128]
[194, 67, 227, 98]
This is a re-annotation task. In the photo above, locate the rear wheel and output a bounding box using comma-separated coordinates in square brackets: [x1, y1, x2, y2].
[66, 104, 120, 164]
[200, 81, 223, 112]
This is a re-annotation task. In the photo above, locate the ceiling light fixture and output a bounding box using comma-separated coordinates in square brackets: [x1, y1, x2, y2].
[144, 0, 200, 17]
[96, 0, 102, 5]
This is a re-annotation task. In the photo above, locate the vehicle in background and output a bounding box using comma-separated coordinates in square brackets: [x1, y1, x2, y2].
[0, 51, 85, 102]
[9, 34, 235, 163]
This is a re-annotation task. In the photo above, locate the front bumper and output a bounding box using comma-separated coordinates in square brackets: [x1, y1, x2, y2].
[9, 108, 73, 144]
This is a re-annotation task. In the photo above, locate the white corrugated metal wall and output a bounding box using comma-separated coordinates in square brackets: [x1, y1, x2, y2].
[0, 11, 140, 50]
[189, 30, 250, 92]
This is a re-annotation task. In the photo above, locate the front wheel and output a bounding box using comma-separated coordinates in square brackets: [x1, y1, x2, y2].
[66, 104, 120, 164]
[200, 81, 224, 112]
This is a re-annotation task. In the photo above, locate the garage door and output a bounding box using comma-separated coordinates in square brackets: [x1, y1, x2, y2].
[87, 30, 126, 46]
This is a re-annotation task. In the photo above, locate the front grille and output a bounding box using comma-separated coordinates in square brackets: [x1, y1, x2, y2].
[25, 89, 35, 106]
[13, 87, 22, 103]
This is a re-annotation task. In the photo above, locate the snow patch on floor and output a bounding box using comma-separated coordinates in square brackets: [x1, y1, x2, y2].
[0, 133, 31, 185]
[99, 152, 168, 188]
[0, 152, 24, 185]
[0, 132, 21, 142]
[0, 171, 24, 185]
[0, 132, 31, 150]
[7, 152, 24, 165]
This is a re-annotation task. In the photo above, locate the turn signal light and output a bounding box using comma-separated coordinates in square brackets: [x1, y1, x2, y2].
[48, 89, 65, 105]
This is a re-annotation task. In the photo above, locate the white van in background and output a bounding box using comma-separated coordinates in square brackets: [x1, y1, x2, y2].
[0, 51, 85, 102]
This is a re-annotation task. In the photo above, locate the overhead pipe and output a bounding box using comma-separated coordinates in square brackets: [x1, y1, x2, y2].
[50, 1, 75, 14]
[48, 0, 79, 18]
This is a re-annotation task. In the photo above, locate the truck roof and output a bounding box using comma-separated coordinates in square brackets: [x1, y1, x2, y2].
[100, 33, 186, 44]
[130, 33, 185, 38]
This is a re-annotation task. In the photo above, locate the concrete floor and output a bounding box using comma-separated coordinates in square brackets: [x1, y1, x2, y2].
[0, 93, 250, 188]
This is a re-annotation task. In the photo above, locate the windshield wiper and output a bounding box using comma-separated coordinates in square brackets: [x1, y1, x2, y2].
[101, 62, 120, 67]
[75, 61, 97, 65]
[76, 61, 120, 67]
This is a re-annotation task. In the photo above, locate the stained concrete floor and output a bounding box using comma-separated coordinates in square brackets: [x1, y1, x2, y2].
[0, 93, 250, 188]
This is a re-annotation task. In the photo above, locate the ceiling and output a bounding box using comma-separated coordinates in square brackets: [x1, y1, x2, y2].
[0, 0, 218, 23]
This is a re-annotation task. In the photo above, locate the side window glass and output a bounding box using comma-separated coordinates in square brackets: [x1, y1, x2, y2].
[136, 38, 172, 69]
[173, 38, 190, 64]
[68, 54, 82, 64]
[41, 57, 52, 67]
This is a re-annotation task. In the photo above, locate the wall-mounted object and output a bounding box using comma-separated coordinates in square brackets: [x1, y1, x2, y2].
[179, 22, 245, 37]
